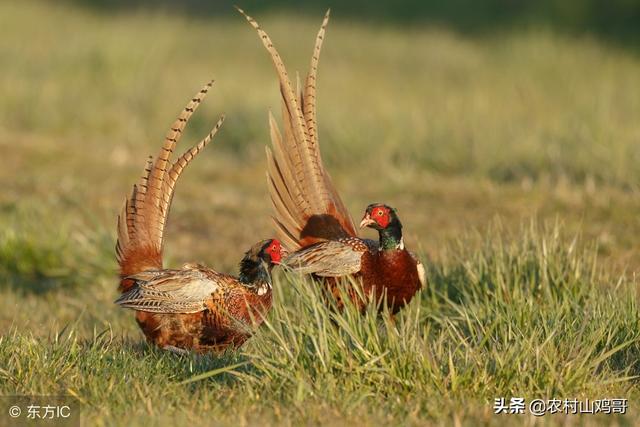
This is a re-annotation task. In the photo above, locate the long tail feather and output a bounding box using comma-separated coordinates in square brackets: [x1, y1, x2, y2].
[116, 81, 224, 288]
[239, 8, 356, 251]
[302, 9, 330, 148]
[158, 114, 226, 244]
[143, 81, 214, 247]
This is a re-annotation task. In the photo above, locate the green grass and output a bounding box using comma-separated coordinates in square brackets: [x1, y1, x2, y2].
[1, 0, 640, 425]
[2, 225, 639, 425]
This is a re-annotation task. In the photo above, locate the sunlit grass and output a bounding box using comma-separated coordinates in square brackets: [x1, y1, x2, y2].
[1, 224, 638, 425]
[2, 1, 640, 425]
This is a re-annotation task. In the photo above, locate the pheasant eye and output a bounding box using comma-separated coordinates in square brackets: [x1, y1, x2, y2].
[267, 240, 280, 255]
[377, 210, 384, 216]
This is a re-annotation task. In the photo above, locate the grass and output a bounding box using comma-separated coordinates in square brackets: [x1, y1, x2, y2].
[1, 0, 640, 425]
[2, 225, 639, 425]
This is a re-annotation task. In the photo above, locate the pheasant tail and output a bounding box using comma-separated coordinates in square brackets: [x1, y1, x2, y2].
[238, 8, 356, 251]
[116, 81, 225, 289]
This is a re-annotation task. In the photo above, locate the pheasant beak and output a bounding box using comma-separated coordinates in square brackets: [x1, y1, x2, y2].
[359, 214, 375, 228]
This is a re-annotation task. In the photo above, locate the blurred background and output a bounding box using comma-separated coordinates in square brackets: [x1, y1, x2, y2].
[69, 0, 640, 46]
[1, 0, 640, 330]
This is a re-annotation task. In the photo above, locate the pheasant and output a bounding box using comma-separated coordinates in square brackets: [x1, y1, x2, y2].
[114, 80, 283, 353]
[239, 9, 425, 314]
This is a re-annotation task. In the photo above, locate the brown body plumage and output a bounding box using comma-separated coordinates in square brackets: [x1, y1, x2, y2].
[120, 265, 273, 351]
[115, 81, 282, 353]
[239, 9, 425, 313]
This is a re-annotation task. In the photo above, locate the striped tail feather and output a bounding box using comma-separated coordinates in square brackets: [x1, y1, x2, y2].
[238, 7, 357, 252]
[116, 80, 225, 289]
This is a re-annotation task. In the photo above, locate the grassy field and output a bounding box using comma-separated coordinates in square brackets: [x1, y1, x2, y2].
[1, 1, 640, 425]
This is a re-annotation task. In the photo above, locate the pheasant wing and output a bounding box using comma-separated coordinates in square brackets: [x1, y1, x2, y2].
[115, 268, 233, 314]
[282, 239, 369, 277]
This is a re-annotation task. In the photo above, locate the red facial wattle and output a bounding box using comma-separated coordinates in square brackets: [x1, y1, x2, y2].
[371, 206, 390, 228]
[266, 240, 282, 264]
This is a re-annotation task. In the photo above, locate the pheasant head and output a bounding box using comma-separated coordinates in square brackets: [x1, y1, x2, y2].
[239, 239, 282, 285]
[359, 204, 404, 250]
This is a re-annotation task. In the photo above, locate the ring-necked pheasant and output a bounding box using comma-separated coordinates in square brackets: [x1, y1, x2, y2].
[114, 80, 283, 353]
[239, 9, 425, 314]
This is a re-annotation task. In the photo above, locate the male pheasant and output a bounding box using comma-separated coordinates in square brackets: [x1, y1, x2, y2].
[114, 81, 282, 353]
[239, 9, 425, 314]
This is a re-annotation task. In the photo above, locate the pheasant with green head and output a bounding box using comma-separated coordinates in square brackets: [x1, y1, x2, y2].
[239, 9, 425, 313]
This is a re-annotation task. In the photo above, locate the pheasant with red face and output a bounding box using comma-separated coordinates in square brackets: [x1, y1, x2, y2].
[239, 9, 425, 313]
[114, 81, 282, 353]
